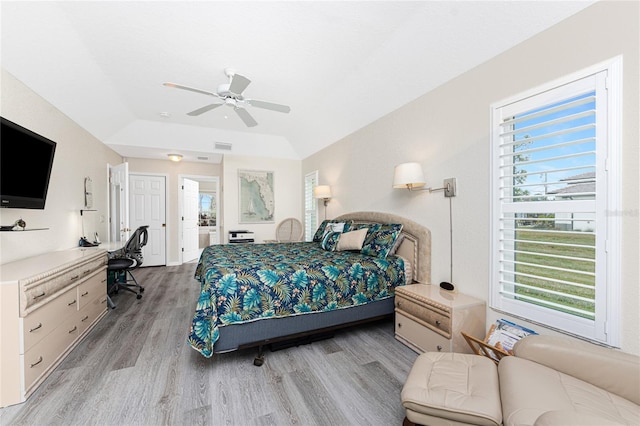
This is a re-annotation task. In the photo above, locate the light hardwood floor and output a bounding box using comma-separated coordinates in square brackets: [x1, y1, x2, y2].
[0, 263, 419, 426]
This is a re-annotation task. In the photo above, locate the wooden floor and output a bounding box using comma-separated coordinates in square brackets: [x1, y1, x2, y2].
[0, 262, 419, 426]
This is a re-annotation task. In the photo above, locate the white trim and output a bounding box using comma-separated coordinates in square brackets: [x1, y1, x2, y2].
[603, 56, 623, 346]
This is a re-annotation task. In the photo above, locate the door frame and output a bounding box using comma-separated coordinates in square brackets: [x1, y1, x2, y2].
[178, 174, 220, 265]
[107, 162, 130, 244]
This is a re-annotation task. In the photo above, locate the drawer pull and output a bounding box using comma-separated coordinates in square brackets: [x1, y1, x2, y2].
[437, 345, 443, 351]
[100, 298, 107, 304]
[30, 356, 43, 368]
[81, 291, 89, 297]
[68, 299, 77, 306]
[397, 301, 401, 307]
[33, 291, 46, 300]
[397, 322, 402, 328]
[68, 326, 77, 333]
[101, 278, 107, 283]
[435, 320, 442, 327]
[70, 274, 80, 281]
[29, 323, 43, 332]
[81, 315, 89, 322]
[83, 269, 92, 275]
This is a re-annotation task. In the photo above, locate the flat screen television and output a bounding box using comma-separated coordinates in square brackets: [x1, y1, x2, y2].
[1, 117, 57, 209]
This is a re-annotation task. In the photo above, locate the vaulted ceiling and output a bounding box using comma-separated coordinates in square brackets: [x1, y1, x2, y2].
[1, 1, 595, 163]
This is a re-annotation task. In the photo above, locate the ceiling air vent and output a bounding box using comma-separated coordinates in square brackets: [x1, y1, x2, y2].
[215, 142, 232, 151]
[197, 156, 209, 161]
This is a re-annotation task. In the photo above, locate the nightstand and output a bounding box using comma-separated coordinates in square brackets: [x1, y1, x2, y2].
[394, 284, 486, 354]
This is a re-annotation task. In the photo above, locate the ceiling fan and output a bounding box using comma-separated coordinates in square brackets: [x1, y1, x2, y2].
[163, 68, 290, 127]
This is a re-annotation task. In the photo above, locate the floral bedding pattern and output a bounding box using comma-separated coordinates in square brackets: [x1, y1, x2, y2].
[188, 242, 406, 357]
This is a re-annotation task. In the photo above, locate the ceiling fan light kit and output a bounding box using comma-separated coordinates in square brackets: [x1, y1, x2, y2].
[163, 68, 290, 127]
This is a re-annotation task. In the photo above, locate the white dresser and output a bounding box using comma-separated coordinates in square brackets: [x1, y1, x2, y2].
[0, 248, 108, 407]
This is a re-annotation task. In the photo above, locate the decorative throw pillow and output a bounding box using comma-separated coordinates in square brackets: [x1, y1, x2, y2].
[361, 223, 404, 258]
[336, 228, 368, 251]
[322, 222, 346, 240]
[321, 231, 341, 251]
[388, 233, 405, 256]
[312, 219, 351, 242]
[349, 222, 382, 249]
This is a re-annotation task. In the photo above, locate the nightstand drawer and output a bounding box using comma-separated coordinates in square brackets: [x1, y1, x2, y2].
[395, 293, 451, 337]
[395, 312, 450, 353]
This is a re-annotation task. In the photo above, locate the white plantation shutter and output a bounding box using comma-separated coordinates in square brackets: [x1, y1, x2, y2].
[304, 171, 319, 241]
[490, 60, 621, 346]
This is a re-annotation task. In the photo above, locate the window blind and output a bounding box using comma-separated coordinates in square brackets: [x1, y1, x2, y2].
[304, 171, 318, 241]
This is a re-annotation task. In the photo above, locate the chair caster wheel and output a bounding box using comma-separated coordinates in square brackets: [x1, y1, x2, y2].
[136, 294, 142, 299]
[253, 356, 264, 366]
[140, 288, 145, 293]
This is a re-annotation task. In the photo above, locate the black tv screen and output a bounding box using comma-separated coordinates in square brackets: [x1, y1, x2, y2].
[1, 117, 57, 209]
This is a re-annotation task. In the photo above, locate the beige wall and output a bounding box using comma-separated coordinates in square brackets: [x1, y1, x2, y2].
[0, 69, 122, 264]
[124, 158, 221, 265]
[222, 155, 302, 243]
[303, 1, 640, 354]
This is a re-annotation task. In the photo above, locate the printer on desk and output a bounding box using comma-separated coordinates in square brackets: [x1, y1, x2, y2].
[228, 230, 255, 243]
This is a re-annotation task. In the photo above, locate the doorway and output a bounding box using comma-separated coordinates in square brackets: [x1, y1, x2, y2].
[179, 175, 220, 264]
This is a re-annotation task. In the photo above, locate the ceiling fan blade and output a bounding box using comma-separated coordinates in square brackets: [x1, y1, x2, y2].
[228, 74, 251, 95]
[234, 107, 258, 127]
[187, 103, 223, 116]
[246, 99, 291, 114]
[163, 82, 217, 97]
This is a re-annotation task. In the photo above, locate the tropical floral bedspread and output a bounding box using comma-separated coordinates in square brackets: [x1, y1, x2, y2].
[188, 242, 406, 357]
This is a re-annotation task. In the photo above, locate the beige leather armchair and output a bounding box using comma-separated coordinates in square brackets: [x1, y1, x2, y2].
[499, 335, 639, 426]
[402, 334, 639, 426]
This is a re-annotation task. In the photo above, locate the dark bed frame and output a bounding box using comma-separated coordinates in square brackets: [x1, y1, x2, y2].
[208, 211, 432, 364]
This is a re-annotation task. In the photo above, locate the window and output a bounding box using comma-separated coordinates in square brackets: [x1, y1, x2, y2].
[198, 192, 216, 227]
[304, 171, 319, 241]
[490, 58, 621, 346]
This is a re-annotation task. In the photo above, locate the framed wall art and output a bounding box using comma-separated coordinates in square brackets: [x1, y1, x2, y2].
[238, 169, 275, 223]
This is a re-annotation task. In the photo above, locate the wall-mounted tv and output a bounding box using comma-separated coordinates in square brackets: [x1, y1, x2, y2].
[1, 117, 57, 209]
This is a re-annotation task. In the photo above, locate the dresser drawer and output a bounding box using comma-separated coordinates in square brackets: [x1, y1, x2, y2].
[395, 312, 451, 353]
[395, 293, 452, 337]
[22, 287, 77, 352]
[77, 268, 106, 310]
[22, 315, 80, 391]
[77, 292, 108, 334]
[20, 256, 106, 315]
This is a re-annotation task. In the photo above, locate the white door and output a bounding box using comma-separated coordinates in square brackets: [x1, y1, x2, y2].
[182, 178, 200, 262]
[129, 174, 166, 266]
[109, 162, 129, 243]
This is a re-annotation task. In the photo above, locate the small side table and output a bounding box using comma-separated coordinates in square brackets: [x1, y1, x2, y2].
[394, 284, 486, 354]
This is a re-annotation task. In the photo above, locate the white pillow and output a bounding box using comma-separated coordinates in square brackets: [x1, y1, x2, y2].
[336, 228, 368, 251]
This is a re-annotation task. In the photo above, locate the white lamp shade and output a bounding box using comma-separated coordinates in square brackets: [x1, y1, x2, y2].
[314, 185, 332, 199]
[393, 162, 426, 189]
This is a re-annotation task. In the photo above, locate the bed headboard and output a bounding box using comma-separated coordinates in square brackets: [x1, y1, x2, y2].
[334, 211, 431, 284]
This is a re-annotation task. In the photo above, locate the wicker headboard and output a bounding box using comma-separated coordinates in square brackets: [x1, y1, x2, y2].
[334, 211, 431, 284]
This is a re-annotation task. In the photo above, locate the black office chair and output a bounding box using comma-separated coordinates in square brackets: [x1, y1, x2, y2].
[107, 226, 149, 302]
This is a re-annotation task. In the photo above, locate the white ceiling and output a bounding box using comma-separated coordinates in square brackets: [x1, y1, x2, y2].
[1, 1, 595, 164]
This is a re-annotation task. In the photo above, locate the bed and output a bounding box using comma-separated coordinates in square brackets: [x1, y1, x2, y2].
[188, 211, 431, 359]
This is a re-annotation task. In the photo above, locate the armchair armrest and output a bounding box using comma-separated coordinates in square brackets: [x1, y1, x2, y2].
[513, 335, 640, 405]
